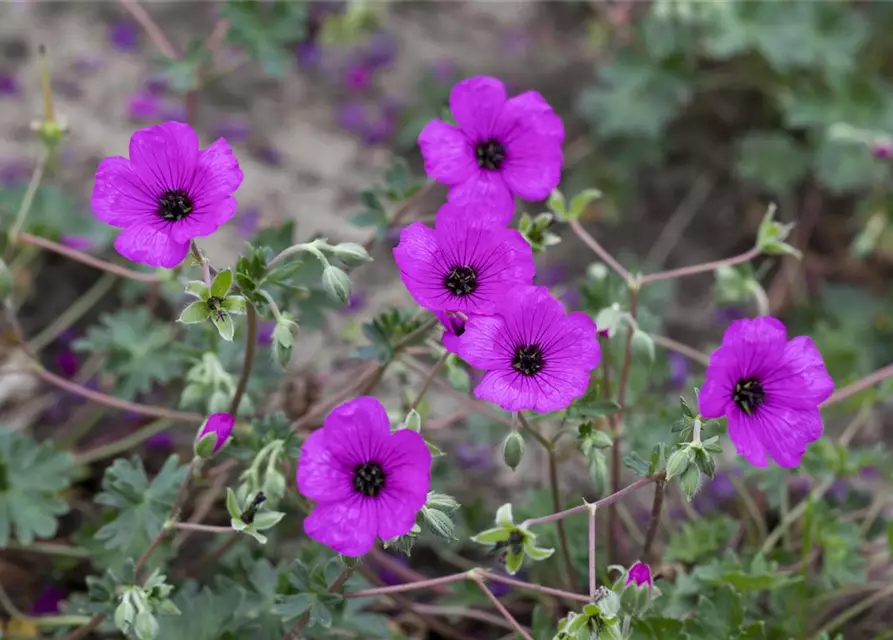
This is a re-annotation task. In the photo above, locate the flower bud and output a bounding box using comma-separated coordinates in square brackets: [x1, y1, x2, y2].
[621, 562, 654, 616]
[501, 430, 525, 471]
[0, 258, 11, 301]
[626, 561, 653, 587]
[665, 448, 690, 481]
[630, 329, 655, 363]
[332, 242, 372, 267]
[194, 412, 235, 458]
[321, 265, 352, 303]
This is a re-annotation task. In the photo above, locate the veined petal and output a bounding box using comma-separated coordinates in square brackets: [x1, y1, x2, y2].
[418, 120, 476, 185]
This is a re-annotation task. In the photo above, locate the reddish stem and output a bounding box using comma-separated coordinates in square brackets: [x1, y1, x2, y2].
[17, 232, 161, 283]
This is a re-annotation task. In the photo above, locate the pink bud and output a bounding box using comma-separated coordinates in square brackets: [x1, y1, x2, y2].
[626, 561, 653, 587]
[195, 412, 235, 455]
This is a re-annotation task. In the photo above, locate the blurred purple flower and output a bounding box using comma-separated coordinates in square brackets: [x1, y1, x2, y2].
[715, 306, 745, 325]
[61, 235, 94, 252]
[0, 73, 20, 96]
[488, 567, 520, 598]
[872, 141, 893, 159]
[337, 100, 368, 135]
[340, 293, 367, 315]
[127, 92, 160, 121]
[296, 41, 323, 70]
[215, 119, 250, 144]
[344, 62, 373, 92]
[143, 75, 168, 95]
[363, 115, 395, 145]
[432, 59, 455, 83]
[0, 160, 31, 185]
[667, 352, 689, 389]
[56, 348, 80, 378]
[455, 442, 493, 471]
[255, 145, 283, 166]
[160, 101, 188, 121]
[362, 31, 396, 69]
[30, 585, 67, 616]
[257, 320, 276, 346]
[235, 206, 260, 238]
[789, 475, 812, 500]
[372, 552, 409, 586]
[828, 479, 848, 503]
[109, 21, 140, 51]
[859, 466, 880, 479]
[534, 261, 568, 288]
[146, 431, 175, 451]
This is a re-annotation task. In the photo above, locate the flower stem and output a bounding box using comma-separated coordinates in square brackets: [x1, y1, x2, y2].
[568, 218, 630, 281]
[588, 504, 598, 599]
[650, 333, 711, 367]
[29, 272, 117, 352]
[170, 522, 231, 534]
[119, 0, 177, 57]
[16, 232, 162, 283]
[393, 316, 440, 353]
[31, 364, 204, 423]
[73, 419, 174, 466]
[282, 567, 355, 639]
[821, 362, 893, 408]
[409, 350, 449, 411]
[637, 246, 760, 285]
[471, 575, 534, 640]
[229, 303, 257, 415]
[523, 475, 656, 527]
[190, 241, 212, 288]
[7, 541, 90, 558]
[7, 151, 47, 246]
[641, 476, 665, 564]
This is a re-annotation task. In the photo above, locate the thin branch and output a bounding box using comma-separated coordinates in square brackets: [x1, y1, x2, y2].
[344, 572, 468, 598]
[524, 475, 656, 527]
[641, 477, 665, 564]
[471, 576, 534, 640]
[29, 272, 117, 352]
[568, 218, 630, 281]
[74, 419, 174, 466]
[650, 333, 711, 367]
[17, 232, 162, 283]
[588, 504, 598, 599]
[119, 0, 177, 57]
[8, 151, 48, 244]
[229, 303, 257, 414]
[409, 350, 449, 411]
[170, 522, 231, 534]
[362, 180, 435, 251]
[638, 246, 761, 285]
[821, 363, 893, 408]
[477, 570, 591, 604]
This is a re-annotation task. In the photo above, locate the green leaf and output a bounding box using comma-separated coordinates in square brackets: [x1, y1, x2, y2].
[221, 0, 309, 77]
[210, 269, 233, 299]
[212, 311, 235, 342]
[178, 300, 210, 325]
[94, 456, 188, 556]
[471, 527, 510, 544]
[251, 511, 285, 531]
[735, 132, 810, 195]
[0, 430, 73, 547]
[222, 295, 247, 314]
[154, 39, 211, 93]
[184, 280, 209, 299]
[225, 488, 241, 520]
[665, 516, 737, 564]
[567, 395, 622, 420]
[495, 503, 513, 528]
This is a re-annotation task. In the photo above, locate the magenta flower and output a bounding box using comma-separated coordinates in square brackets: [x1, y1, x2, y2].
[456, 286, 600, 413]
[698, 317, 834, 468]
[436, 311, 465, 353]
[91, 121, 243, 268]
[626, 561, 653, 587]
[418, 76, 564, 224]
[393, 204, 535, 315]
[296, 396, 432, 557]
[195, 412, 235, 455]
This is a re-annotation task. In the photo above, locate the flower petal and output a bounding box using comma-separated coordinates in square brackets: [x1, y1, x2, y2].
[457, 314, 510, 370]
[303, 497, 377, 557]
[776, 336, 835, 405]
[168, 195, 238, 243]
[418, 120, 476, 185]
[128, 121, 201, 194]
[434, 200, 512, 228]
[449, 76, 507, 141]
[375, 430, 431, 541]
[91, 156, 158, 227]
[322, 396, 392, 468]
[191, 137, 244, 202]
[296, 428, 355, 503]
[446, 171, 514, 220]
[113, 224, 189, 268]
[727, 414, 770, 467]
[497, 91, 564, 200]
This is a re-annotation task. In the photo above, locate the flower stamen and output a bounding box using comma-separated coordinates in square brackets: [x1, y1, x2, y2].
[475, 138, 506, 170]
[444, 265, 478, 297]
[352, 461, 386, 497]
[512, 343, 544, 377]
[733, 377, 765, 415]
[157, 188, 194, 222]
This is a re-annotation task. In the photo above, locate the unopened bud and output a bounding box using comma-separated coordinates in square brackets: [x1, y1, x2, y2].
[630, 329, 655, 363]
[501, 430, 525, 471]
[332, 242, 372, 267]
[194, 412, 235, 458]
[321, 266, 352, 303]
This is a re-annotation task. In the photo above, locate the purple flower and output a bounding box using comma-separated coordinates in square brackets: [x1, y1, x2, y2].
[257, 320, 276, 346]
[418, 76, 564, 225]
[160, 102, 188, 121]
[296, 396, 432, 557]
[56, 348, 80, 378]
[195, 412, 235, 454]
[341, 293, 367, 315]
[91, 121, 244, 268]
[699, 317, 834, 468]
[344, 62, 373, 92]
[0, 160, 30, 185]
[143, 76, 168, 95]
[372, 552, 409, 586]
[235, 206, 260, 238]
[436, 311, 465, 354]
[296, 41, 323, 69]
[667, 352, 689, 389]
[457, 286, 600, 413]
[337, 101, 368, 135]
[30, 585, 67, 615]
[109, 21, 140, 51]
[0, 73, 20, 96]
[393, 204, 535, 315]
[626, 561, 653, 587]
[146, 431, 174, 451]
[873, 141, 893, 159]
[362, 31, 397, 69]
[255, 145, 283, 166]
[454, 442, 492, 470]
[61, 234, 94, 252]
[215, 119, 250, 144]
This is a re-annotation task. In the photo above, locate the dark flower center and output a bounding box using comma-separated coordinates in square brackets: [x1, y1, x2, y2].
[157, 189, 194, 222]
[475, 138, 506, 170]
[353, 462, 386, 497]
[733, 377, 765, 415]
[444, 265, 478, 297]
[512, 344, 544, 377]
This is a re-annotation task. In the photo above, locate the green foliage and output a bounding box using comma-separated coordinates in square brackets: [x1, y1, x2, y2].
[221, 0, 309, 76]
[665, 516, 738, 564]
[0, 184, 116, 247]
[74, 308, 183, 399]
[0, 430, 72, 547]
[94, 456, 188, 559]
[355, 308, 429, 362]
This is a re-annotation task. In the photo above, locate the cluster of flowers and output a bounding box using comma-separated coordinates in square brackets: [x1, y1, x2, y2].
[86, 76, 835, 560]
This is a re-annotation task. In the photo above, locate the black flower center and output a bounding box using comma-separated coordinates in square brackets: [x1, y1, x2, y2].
[512, 344, 544, 377]
[444, 265, 478, 297]
[353, 462, 386, 497]
[157, 189, 194, 222]
[733, 377, 765, 415]
[475, 138, 506, 170]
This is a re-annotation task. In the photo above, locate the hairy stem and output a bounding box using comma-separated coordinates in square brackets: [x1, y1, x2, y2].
[524, 475, 656, 527]
[638, 246, 760, 285]
[229, 303, 257, 415]
[409, 350, 449, 411]
[588, 504, 598, 599]
[8, 151, 48, 246]
[471, 575, 533, 640]
[568, 218, 630, 281]
[641, 477, 665, 564]
[821, 363, 893, 408]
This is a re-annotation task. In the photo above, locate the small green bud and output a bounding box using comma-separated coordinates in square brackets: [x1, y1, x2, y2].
[680, 462, 703, 501]
[501, 430, 525, 471]
[0, 258, 12, 300]
[595, 304, 622, 338]
[422, 507, 456, 541]
[332, 242, 373, 267]
[426, 491, 460, 512]
[321, 265, 352, 303]
[665, 448, 691, 481]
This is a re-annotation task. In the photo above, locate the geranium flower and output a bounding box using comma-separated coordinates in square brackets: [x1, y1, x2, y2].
[91, 121, 243, 268]
[393, 203, 535, 315]
[699, 317, 834, 468]
[418, 75, 564, 225]
[436, 311, 465, 353]
[296, 396, 432, 557]
[456, 286, 600, 413]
